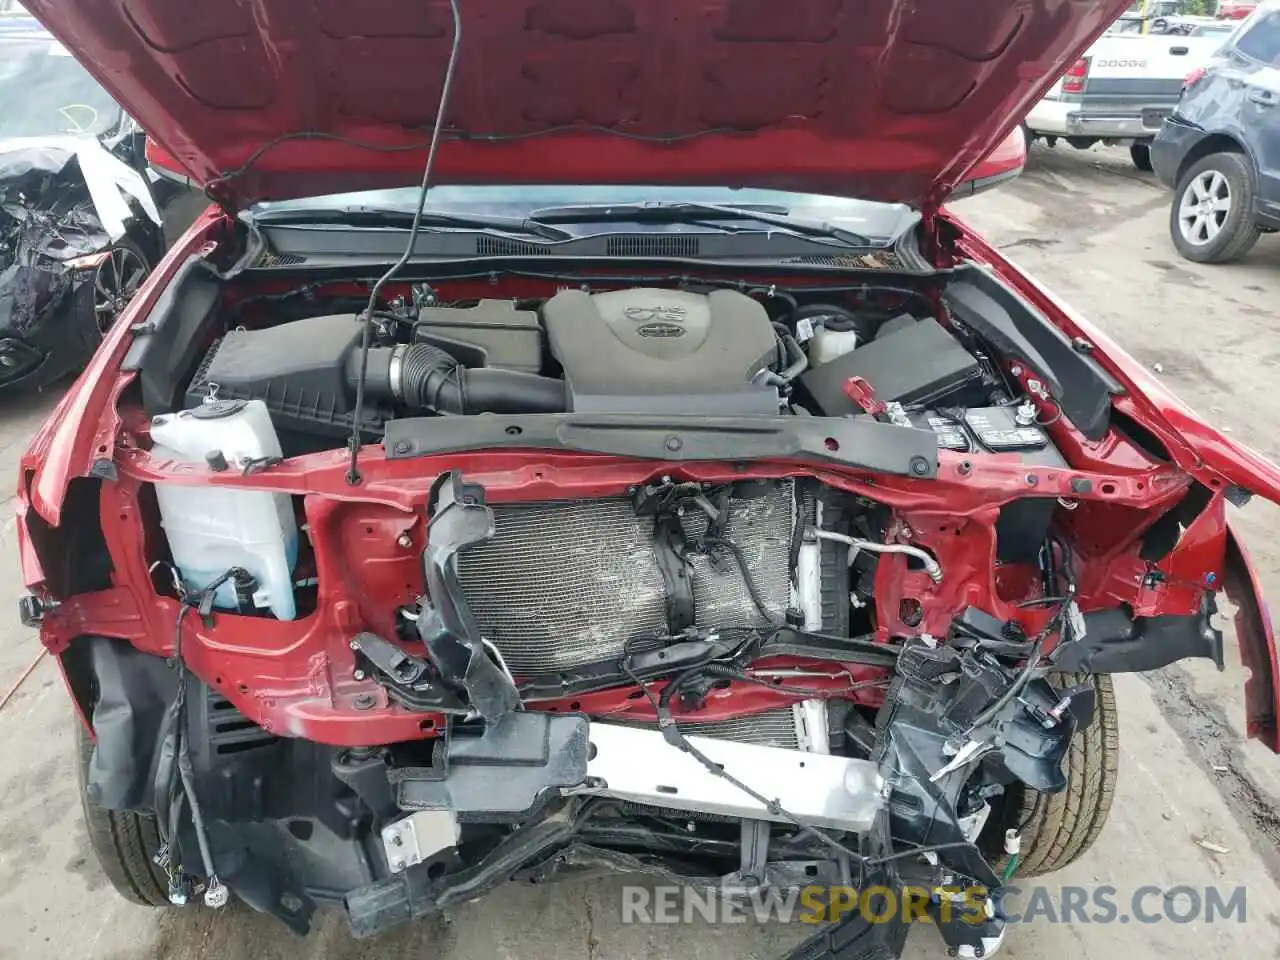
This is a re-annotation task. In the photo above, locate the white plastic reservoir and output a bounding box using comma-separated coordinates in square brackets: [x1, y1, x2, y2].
[808, 326, 860, 366]
[150, 399, 298, 620]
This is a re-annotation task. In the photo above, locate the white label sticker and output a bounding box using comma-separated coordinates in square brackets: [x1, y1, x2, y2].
[1067, 600, 1087, 642]
[796, 318, 815, 342]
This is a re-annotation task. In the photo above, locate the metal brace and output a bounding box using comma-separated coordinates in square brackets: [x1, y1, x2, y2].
[720, 819, 771, 894]
[381, 810, 461, 874]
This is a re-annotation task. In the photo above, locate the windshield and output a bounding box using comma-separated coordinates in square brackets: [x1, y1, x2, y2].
[1237, 8, 1280, 61]
[253, 186, 917, 245]
[0, 35, 122, 138]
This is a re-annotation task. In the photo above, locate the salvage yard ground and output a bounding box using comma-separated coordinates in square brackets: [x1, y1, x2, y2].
[1, 144, 1279, 960]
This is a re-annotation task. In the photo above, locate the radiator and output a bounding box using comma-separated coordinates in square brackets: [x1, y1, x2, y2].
[455, 483, 795, 676]
[655, 707, 802, 749]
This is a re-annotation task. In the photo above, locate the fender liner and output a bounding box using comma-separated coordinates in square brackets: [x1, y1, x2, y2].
[1223, 522, 1280, 753]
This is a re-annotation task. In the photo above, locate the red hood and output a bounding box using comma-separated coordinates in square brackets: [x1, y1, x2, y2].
[27, 0, 1126, 211]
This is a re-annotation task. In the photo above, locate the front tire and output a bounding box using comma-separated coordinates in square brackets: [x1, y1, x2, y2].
[1170, 151, 1262, 263]
[75, 719, 172, 906]
[984, 672, 1119, 876]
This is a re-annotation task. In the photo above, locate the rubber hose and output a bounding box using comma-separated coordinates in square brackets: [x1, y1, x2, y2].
[793, 303, 878, 341]
[351, 343, 567, 414]
[775, 333, 808, 382]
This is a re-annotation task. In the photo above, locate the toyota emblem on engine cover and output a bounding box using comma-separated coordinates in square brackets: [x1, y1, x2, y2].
[637, 322, 686, 338]
[625, 304, 687, 323]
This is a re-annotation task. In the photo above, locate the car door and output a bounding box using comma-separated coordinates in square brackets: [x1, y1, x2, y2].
[1232, 9, 1280, 223]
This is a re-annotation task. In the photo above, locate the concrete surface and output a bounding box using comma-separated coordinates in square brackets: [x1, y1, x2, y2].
[2, 142, 1280, 959]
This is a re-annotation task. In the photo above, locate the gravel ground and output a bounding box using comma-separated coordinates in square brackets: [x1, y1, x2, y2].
[1, 142, 1279, 959]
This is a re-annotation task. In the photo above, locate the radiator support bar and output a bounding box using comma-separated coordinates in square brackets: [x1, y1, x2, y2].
[571, 722, 885, 832]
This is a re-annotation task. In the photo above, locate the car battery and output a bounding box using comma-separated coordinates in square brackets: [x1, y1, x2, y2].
[909, 411, 971, 452]
[910, 404, 1061, 463]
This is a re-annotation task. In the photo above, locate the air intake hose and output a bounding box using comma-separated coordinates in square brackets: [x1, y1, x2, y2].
[349, 343, 567, 415]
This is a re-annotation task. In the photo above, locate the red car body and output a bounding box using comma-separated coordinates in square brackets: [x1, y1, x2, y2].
[1219, 1, 1259, 20]
[13, 0, 1280, 952]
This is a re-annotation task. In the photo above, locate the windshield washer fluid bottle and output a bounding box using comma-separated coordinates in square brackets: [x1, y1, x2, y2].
[150, 399, 298, 620]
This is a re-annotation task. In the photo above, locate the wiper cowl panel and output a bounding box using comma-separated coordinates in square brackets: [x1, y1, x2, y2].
[250, 206, 573, 241]
[527, 200, 870, 246]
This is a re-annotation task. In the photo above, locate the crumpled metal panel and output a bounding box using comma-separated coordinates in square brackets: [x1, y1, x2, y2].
[0, 137, 162, 338]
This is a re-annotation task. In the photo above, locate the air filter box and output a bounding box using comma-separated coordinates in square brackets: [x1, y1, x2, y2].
[412, 301, 542, 374]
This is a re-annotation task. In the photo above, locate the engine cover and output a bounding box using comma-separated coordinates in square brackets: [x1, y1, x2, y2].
[540, 288, 780, 415]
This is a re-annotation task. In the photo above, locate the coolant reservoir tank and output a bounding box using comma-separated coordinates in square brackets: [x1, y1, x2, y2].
[150, 399, 298, 620]
[808, 326, 860, 366]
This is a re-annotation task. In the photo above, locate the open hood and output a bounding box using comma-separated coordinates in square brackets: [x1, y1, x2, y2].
[26, 0, 1128, 212]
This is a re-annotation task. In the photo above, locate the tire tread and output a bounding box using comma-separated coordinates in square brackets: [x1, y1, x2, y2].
[1170, 151, 1262, 264]
[75, 720, 171, 907]
[995, 672, 1118, 877]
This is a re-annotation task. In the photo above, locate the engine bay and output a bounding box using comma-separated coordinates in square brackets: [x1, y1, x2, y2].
[161, 274, 1069, 459]
[141, 272, 1082, 639]
[54, 257, 1235, 949]
[117, 261, 1177, 668]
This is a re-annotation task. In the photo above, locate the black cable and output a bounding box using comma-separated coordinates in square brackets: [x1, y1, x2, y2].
[719, 670, 891, 699]
[205, 123, 750, 199]
[161, 603, 188, 859]
[620, 659, 998, 883]
[697, 535, 781, 625]
[624, 661, 868, 864]
[346, 0, 463, 485]
[866, 841, 982, 867]
[162, 566, 254, 895]
[177, 716, 217, 885]
[959, 588, 1072, 740]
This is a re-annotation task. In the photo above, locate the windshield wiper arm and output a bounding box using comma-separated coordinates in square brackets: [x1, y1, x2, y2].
[250, 206, 573, 241]
[527, 201, 869, 246]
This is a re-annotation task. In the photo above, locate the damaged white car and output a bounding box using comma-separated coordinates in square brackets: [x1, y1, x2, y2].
[0, 19, 169, 390]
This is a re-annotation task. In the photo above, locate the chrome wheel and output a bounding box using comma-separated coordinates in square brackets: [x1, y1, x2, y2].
[1177, 169, 1231, 247]
[93, 245, 149, 334]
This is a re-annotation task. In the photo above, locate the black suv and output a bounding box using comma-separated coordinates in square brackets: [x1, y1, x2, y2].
[1151, 3, 1280, 263]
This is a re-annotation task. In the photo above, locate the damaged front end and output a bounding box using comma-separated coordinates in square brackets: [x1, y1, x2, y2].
[20, 235, 1262, 959]
[330, 476, 1096, 957]
[0, 173, 102, 382]
[61, 446, 1229, 957]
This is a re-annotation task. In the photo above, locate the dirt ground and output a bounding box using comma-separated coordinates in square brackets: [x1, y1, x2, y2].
[2, 143, 1280, 959]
